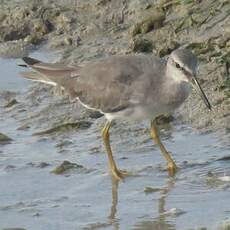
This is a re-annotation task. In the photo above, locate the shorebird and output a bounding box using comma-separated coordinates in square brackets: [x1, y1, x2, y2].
[19, 48, 211, 180]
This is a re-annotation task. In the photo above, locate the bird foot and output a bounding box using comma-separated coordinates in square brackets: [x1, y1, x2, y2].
[167, 161, 178, 176]
[111, 168, 131, 181]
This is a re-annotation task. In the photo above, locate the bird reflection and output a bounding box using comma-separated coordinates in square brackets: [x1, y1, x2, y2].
[134, 179, 176, 230]
[108, 176, 120, 230]
[107, 177, 176, 230]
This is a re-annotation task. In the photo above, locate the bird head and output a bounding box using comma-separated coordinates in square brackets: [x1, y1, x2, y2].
[167, 48, 211, 110]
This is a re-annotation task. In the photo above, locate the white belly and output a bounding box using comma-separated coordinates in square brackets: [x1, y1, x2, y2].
[104, 105, 164, 122]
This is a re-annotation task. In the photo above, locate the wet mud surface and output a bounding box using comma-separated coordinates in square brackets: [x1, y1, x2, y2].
[0, 0, 230, 229]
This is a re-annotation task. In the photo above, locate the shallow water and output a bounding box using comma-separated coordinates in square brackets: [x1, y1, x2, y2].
[0, 53, 230, 230]
[0, 50, 60, 91]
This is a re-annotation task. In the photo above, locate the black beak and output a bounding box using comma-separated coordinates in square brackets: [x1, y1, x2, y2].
[190, 75, 212, 110]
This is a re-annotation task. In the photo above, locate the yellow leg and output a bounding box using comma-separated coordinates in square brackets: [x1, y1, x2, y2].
[102, 121, 129, 180]
[150, 119, 178, 176]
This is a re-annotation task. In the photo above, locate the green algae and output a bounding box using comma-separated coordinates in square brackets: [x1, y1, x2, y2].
[51, 160, 83, 174]
[4, 98, 18, 108]
[144, 187, 163, 194]
[32, 121, 92, 136]
[0, 133, 12, 144]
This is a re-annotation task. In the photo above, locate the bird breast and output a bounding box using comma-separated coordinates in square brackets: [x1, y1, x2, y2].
[161, 80, 191, 112]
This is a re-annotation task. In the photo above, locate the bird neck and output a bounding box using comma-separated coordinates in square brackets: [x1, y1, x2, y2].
[161, 69, 191, 108]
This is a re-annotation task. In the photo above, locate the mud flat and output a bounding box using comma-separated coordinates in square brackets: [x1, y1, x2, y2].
[0, 0, 230, 229]
[0, 0, 229, 133]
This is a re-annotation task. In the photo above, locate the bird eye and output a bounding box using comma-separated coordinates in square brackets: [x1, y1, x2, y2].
[175, 63, 180, 69]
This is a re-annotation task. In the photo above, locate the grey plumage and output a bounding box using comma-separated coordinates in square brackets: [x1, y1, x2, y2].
[19, 48, 212, 180]
[20, 50, 205, 121]
[73, 55, 165, 115]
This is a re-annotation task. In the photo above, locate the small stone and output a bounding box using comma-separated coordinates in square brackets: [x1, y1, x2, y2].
[51, 160, 83, 174]
[32, 121, 92, 136]
[131, 38, 153, 53]
[132, 10, 165, 36]
[56, 140, 73, 148]
[4, 98, 18, 108]
[0, 133, 12, 144]
[32, 212, 41, 217]
[144, 187, 163, 194]
[161, 208, 186, 217]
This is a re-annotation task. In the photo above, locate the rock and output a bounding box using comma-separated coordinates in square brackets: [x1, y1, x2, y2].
[55, 140, 73, 148]
[144, 186, 163, 194]
[131, 38, 153, 53]
[132, 9, 165, 36]
[4, 99, 18, 108]
[51, 160, 84, 174]
[32, 121, 92, 136]
[0, 133, 12, 144]
[161, 208, 186, 217]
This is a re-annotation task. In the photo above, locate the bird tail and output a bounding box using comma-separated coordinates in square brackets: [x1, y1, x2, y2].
[19, 57, 81, 100]
[20, 57, 80, 83]
[19, 71, 57, 86]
